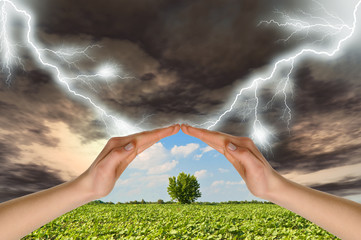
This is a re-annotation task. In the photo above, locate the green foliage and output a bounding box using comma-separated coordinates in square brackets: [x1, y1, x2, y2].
[87, 200, 104, 205]
[23, 203, 339, 239]
[167, 172, 201, 204]
[157, 199, 164, 204]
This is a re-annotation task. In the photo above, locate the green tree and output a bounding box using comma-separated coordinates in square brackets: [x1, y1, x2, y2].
[167, 172, 201, 204]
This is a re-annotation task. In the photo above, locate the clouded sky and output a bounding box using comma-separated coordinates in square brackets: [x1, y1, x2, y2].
[1, 0, 361, 203]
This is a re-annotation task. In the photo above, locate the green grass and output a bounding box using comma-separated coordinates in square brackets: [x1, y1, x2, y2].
[23, 203, 339, 239]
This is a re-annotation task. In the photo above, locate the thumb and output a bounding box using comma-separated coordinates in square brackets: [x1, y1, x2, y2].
[101, 142, 137, 178]
[225, 142, 261, 175]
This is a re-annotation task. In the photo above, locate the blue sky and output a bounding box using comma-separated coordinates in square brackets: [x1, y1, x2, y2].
[101, 130, 262, 203]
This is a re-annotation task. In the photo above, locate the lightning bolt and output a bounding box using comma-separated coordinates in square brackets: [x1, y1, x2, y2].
[0, 0, 141, 136]
[0, 0, 24, 85]
[1, 0, 360, 148]
[203, 0, 361, 149]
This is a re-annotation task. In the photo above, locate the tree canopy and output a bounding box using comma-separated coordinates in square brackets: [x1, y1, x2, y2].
[167, 172, 201, 204]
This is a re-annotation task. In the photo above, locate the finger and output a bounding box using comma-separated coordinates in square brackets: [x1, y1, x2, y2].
[225, 142, 265, 175]
[183, 125, 267, 163]
[231, 137, 267, 163]
[135, 124, 180, 154]
[181, 124, 219, 143]
[111, 124, 178, 177]
[225, 151, 246, 178]
[93, 136, 133, 164]
[116, 143, 139, 178]
[94, 125, 179, 164]
[96, 142, 136, 177]
[181, 125, 234, 154]
[181, 125, 221, 153]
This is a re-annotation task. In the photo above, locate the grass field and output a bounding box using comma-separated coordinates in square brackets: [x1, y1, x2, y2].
[23, 203, 339, 239]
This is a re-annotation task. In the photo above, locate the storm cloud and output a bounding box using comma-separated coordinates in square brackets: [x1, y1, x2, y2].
[1, 0, 360, 200]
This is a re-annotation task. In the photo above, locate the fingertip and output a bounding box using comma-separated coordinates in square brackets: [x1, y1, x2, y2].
[181, 124, 190, 134]
[173, 124, 181, 134]
[154, 124, 180, 139]
[185, 125, 199, 136]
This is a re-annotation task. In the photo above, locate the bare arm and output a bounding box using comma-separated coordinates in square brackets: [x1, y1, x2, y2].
[182, 124, 361, 240]
[0, 125, 180, 240]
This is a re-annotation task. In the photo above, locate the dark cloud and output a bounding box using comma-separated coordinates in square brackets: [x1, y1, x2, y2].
[270, 51, 361, 174]
[1, 0, 360, 201]
[204, 45, 361, 199]
[0, 69, 105, 202]
[0, 139, 65, 202]
[0, 161, 64, 202]
[0, 69, 107, 144]
[16, 0, 308, 127]
[311, 177, 361, 196]
[0, 141, 20, 164]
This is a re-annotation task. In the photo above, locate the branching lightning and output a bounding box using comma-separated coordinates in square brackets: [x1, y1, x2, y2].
[202, 0, 361, 148]
[0, 0, 141, 136]
[1, 0, 360, 147]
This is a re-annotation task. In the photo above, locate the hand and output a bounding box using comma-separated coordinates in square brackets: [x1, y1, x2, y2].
[181, 124, 284, 200]
[0, 125, 180, 239]
[77, 124, 180, 200]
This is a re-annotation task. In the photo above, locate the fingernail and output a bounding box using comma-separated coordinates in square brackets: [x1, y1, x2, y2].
[227, 142, 237, 151]
[124, 143, 134, 151]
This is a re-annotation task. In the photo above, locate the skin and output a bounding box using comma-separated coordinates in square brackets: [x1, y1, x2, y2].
[0, 124, 180, 240]
[181, 124, 361, 240]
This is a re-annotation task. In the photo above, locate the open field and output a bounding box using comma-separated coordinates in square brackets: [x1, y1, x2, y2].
[23, 203, 338, 239]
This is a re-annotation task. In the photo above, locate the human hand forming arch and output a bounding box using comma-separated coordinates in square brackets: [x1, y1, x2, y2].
[181, 124, 284, 200]
[78, 124, 180, 199]
[181, 124, 361, 240]
[0, 124, 180, 240]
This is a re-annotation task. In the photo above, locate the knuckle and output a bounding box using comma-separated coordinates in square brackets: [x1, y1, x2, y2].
[243, 137, 254, 146]
[110, 148, 124, 157]
[135, 146, 143, 155]
[96, 161, 108, 172]
[107, 137, 118, 146]
[132, 139, 139, 149]
[237, 148, 251, 157]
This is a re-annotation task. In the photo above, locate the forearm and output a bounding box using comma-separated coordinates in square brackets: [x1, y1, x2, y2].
[0, 178, 94, 240]
[267, 177, 361, 240]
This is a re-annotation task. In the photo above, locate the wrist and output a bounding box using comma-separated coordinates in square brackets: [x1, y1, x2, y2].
[69, 173, 98, 204]
[263, 171, 292, 203]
